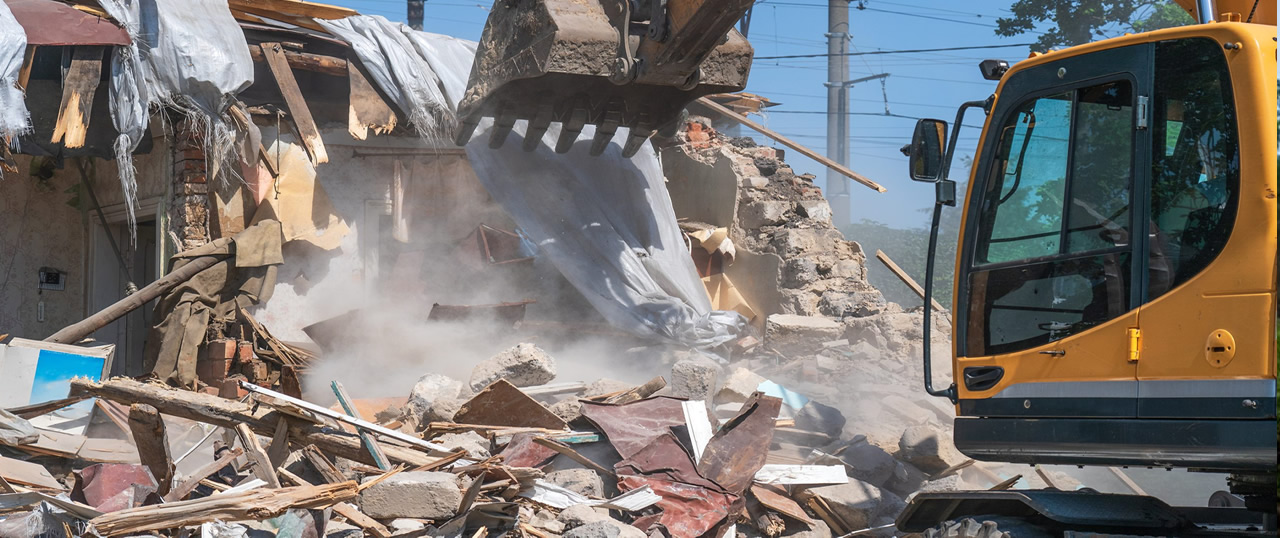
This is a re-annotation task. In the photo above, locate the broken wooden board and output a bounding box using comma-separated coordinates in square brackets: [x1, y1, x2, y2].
[453, 380, 569, 430]
[348, 61, 396, 140]
[51, 46, 104, 149]
[0, 455, 63, 490]
[128, 404, 174, 497]
[260, 42, 328, 164]
[750, 483, 814, 527]
[90, 481, 358, 536]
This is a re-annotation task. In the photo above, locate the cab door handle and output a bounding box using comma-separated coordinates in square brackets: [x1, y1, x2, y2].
[963, 366, 1005, 391]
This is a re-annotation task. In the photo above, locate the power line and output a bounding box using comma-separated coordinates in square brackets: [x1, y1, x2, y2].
[755, 42, 1033, 60]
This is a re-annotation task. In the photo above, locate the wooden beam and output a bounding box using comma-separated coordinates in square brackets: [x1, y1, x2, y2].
[247, 45, 347, 77]
[235, 424, 282, 488]
[228, 0, 358, 20]
[128, 404, 175, 497]
[260, 42, 329, 164]
[89, 481, 358, 536]
[331, 381, 390, 470]
[164, 447, 244, 503]
[875, 249, 946, 312]
[70, 378, 438, 468]
[51, 46, 104, 149]
[695, 96, 886, 193]
[17, 46, 35, 90]
[266, 417, 292, 468]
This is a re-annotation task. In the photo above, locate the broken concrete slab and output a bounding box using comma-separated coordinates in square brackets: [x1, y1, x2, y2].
[358, 471, 461, 520]
[882, 461, 928, 499]
[583, 379, 632, 398]
[837, 439, 896, 488]
[669, 356, 722, 401]
[548, 398, 584, 423]
[564, 520, 647, 538]
[766, 314, 842, 353]
[741, 200, 792, 228]
[801, 479, 883, 531]
[715, 367, 766, 405]
[798, 199, 832, 225]
[897, 425, 951, 474]
[469, 343, 557, 392]
[433, 431, 490, 459]
[794, 400, 845, 438]
[403, 373, 464, 425]
[545, 468, 604, 498]
[558, 504, 615, 529]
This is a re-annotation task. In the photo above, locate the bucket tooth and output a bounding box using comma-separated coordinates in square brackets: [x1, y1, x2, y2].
[555, 107, 588, 154]
[454, 117, 479, 147]
[589, 111, 622, 156]
[621, 126, 653, 158]
[523, 104, 553, 152]
[488, 107, 518, 149]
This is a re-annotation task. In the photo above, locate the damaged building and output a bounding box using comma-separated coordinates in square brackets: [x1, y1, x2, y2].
[0, 1, 1068, 537]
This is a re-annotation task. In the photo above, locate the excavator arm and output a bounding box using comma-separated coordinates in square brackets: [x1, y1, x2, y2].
[454, 0, 754, 157]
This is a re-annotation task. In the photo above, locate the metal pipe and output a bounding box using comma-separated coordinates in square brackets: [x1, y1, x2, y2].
[1197, 0, 1216, 23]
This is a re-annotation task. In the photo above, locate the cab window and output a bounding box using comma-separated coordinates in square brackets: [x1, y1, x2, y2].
[1147, 38, 1238, 298]
[967, 79, 1135, 357]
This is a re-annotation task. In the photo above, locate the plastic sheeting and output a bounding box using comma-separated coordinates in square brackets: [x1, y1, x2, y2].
[319, 15, 476, 139]
[0, 0, 30, 159]
[318, 19, 744, 347]
[97, 0, 253, 240]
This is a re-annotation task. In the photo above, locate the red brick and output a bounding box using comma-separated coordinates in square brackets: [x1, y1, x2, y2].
[206, 339, 236, 360]
[196, 358, 231, 386]
[236, 341, 254, 361]
[220, 377, 249, 399]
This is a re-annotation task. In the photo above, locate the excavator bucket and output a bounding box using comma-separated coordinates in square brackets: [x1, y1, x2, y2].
[453, 0, 753, 157]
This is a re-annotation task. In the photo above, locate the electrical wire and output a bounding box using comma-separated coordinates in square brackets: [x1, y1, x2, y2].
[755, 42, 1034, 60]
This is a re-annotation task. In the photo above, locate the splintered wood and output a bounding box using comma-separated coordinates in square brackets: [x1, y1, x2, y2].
[51, 46, 104, 148]
[90, 481, 358, 536]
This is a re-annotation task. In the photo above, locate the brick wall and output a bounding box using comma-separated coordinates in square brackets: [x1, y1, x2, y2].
[169, 121, 211, 250]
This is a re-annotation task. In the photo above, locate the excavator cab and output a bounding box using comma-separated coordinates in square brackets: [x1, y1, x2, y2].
[453, 0, 754, 157]
[898, 2, 1277, 534]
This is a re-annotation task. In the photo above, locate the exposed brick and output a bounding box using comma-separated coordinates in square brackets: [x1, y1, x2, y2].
[206, 339, 237, 360]
[196, 358, 231, 386]
[237, 341, 254, 361]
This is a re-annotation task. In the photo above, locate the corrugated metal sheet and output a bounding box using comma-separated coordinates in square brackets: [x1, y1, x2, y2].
[5, 0, 130, 46]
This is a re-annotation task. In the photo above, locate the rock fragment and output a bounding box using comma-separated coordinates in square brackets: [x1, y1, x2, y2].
[546, 468, 604, 497]
[670, 356, 722, 400]
[358, 471, 461, 520]
[469, 343, 557, 392]
[801, 479, 883, 530]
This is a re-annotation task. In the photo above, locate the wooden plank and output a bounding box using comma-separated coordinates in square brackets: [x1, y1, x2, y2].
[247, 45, 347, 77]
[5, 395, 90, 420]
[0, 456, 63, 490]
[259, 42, 329, 164]
[51, 46, 104, 149]
[601, 376, 667, 405]
[16, 46, 35, 90]
[90, 481, 358, 536]
[875, 249, 947, 311]
[228, 0, 358, 20]
[71, 378, 438, 467]
[301, 445, 347, 484]
[279, 467, 392, 538]
[128, 404, 174, 497]
[235, 423, 282, 488]
[331, 381, 390, 470]
[1108, 467, 1148, 496]
[164, 447, 243, 502]
[93, 400, 131, 435]
[347, 61, 397, 140]
[266, 416, 292, 468]
[696, 96, 886, 193]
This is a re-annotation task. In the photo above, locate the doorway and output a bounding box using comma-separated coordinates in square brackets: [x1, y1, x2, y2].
[89, 219, 159, 376]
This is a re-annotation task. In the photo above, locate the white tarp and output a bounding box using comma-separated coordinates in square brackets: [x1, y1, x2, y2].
[0, 1, 30, 158]
[319, 15, 477, 139]
[321, 19, 744, 347]
[97, 0, 253, 238]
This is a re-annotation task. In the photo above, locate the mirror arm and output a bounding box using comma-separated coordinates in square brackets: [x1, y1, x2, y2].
[921, 99, 984, 402]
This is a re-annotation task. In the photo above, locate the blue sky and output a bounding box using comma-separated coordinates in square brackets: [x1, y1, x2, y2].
[339, 0, 1056, 228]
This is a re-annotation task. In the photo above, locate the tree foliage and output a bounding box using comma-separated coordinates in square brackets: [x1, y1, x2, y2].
[997, 1, 1194, 50]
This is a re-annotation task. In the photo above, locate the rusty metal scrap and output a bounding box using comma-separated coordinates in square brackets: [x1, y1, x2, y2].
[697, 393, 781, 494]
[454, 379, 569, 430]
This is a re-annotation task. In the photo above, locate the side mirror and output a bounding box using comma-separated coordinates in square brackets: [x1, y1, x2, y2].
[907, 118, 947, 182]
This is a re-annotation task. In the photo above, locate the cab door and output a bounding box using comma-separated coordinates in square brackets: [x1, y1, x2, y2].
[1135, 37, 1278, 421]
[954, 44, 1153, 419]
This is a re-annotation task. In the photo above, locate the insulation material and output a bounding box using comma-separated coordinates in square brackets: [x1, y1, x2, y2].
[250, 141, 350, 251]
[0, 1, 30, 152]
[319, 16, 477, 139]
[98, 0, 253, 238]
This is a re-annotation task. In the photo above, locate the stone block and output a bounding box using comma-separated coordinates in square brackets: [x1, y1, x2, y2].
[558, 504, 615, 529]
[783, 258, 820, 287]
[358, 471, 461, 520]
[670, 356, 722, 400]
[404, 374, 464, 424]
[799, 199, 832, 224]
[434, 431, 490, 458]
[802, 479, 883, 530]
[469, 343, 557, 392]
[897, 425, 951, 474]
[564, 521, 646, 538]
[766, 314, 843, 353]
[839, 438, 896, 488]
[795, 400, 845, 438]
[741, 200, 792, 228]
[715, 367, 766, 405]
[546, 468, 604, 497]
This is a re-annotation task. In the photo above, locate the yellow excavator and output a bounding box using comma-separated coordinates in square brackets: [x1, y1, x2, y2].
[898, 0, 1277, 534]
[453, 0, 754, 157]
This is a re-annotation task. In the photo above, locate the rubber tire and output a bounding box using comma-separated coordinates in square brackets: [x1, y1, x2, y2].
[921, 517, 1053, 538]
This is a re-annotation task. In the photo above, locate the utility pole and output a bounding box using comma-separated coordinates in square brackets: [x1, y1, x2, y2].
[408, 0, 424, 30]
[825, 0, 851, 231]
